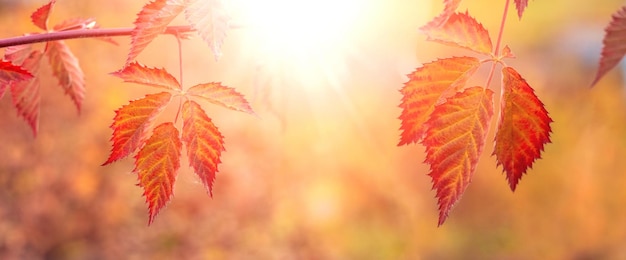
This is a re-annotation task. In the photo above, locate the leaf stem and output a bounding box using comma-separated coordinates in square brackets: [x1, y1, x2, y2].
[174, 33, 184, 88]
[485, 0, 511, 88]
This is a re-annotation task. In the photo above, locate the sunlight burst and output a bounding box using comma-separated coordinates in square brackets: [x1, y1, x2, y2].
[233, 0, 367, 91]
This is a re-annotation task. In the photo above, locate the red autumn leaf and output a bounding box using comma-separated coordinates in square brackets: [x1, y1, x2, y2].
[184, 0, 230, 60]
[420, 0, 461, 31]
[31, 0, 56, 31]
[46, 40, 85, 111]
[2, 44, 34, 111]
[187, 82, 254, 114]
[4, 44, 34, 65]
[182, 100, 224, 196]
[127, 0, 185, 65]
[421, 11, 493, 56]
[592, 6, 626, 87]
[134, 122, 182, 225]
[103, 92, 172, 165]
[111, 62, 181, 91]
[398, 56, 481, 146]
[8, 51, 43, 136]
[0, 60, 33, 85]
[515, 0, 529, 19]
[494, 67, 552, 191]
[422, 86, 494, 226]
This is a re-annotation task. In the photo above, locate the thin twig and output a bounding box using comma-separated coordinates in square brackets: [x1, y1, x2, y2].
[0, 26, 195, 48]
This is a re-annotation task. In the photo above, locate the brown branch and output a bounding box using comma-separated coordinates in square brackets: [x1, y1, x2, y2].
[0, 25, 195, 48]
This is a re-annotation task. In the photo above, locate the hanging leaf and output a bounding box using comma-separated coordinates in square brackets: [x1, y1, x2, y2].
[399, 56, 481, 146]
[127, 0, 185, 64]
[422, 86, 494, 226]
[494, 67, 552, 191]
[9, 51, 43, 136]
[46, 40, 85, 111]
[187, 82, 254, 114]
[184, 0, 230, 60]
[514, 0, 529, 19]
[4, 44, 34, 66]
[30, 0, 56, 31]
[421, 0, 462, 30]
[134, 122, 182, 225]
[421, 11, 493, 56]
[592, 6, 626, 87]
[111, 62, 181, 91]
[0, 60, 33, 85]
[182, 100, 225, 196]
[103, 92, 172, 165]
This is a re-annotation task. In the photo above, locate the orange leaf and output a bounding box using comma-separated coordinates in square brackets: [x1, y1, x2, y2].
[31, 0, 56, 31]
[8, 51, 43, 136]
[515, 0, 529, 19]
[421, 11, 493, 56]
[184, 0, 230, 60]
[46, 41, 85, 111]
[420, 0, 461, 31]
[187, 82, 254, 114]
[111, 62, 181, 91]
[422, 86, 494, 226]
[103, 92, 172, 165]
[495, 67, 552, 191]
[592, 6, 626, 87]
[398, 56, 480, 146]
[127, 0, 185, 64]
[182, 100, 225, 196]
[134, 122, 182, 225]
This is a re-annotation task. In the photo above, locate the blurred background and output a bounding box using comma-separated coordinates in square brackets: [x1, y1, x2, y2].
[1, 0, 626, 259]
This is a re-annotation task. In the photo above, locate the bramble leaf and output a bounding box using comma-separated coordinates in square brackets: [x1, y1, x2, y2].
[421, 11, 493, 56]
[111, 62, 181, 91]
[8, 51, 43, 136]
[103, 92, 172, 165]
[134, 122, 182, 225]
[592, 6, 626, 87]
[514, 0, 529, 19]
[187, 82, 254, 114]
[46, 41, 85, 111]
[4, 44, 34, 66]
[422, 86, 494, 226]
[127, 0, 185, 64]
[31, 0, 56, 31]
[3, 45, 36, 123]
[398, 56, 480, 146]
[494, 67, 552, 191]
[0, 60, 33, 86]
[421, 0, 461, 30]
[182, 100, 224, 196]
[184, 0, 230, 60]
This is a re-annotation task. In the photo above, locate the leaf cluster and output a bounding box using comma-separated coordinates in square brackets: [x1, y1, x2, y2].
[398, 0, 552, 225]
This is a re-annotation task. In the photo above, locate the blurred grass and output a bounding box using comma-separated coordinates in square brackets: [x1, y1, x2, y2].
[1, 0, 626, 259]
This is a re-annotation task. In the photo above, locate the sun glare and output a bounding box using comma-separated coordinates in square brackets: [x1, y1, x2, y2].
[235, 0, 362, 54]
[232, 0, 368, 90]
